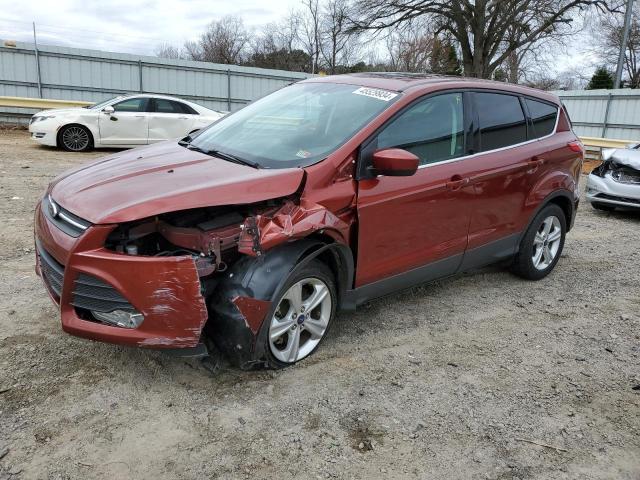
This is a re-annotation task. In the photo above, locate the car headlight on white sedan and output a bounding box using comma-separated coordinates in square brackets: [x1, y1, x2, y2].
[30, 115, 56, 124]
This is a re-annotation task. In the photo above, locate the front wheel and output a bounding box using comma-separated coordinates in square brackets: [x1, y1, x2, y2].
[59, 125, 92, 152]
[511, 204, 566, 280]
[264, 260, 336, 368]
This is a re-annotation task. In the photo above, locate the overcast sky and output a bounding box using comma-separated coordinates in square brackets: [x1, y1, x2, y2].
[0, 0, 598, 79]
[0, 0, 302, 55]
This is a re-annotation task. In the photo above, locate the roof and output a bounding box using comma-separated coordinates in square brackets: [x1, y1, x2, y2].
[301, 72, 560, 104]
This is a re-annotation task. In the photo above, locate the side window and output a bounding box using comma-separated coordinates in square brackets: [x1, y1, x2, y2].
[178, 102, 198, 115]
[475, 93, 527, 151]
[113, 98, 147, 112]
[154, 99, 182, 114]
[377, 93, 464, 166]
[152, 99, 197, 114]
[525, 98, 558, 139]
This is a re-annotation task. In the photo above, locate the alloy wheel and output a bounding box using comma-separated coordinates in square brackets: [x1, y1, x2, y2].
[531, 215, 562, 270]
[269, 277, 332, 364]
[62, 126, 90, 151]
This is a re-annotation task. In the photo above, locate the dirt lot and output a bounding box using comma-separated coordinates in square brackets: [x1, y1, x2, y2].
[0, 129, 639, 479]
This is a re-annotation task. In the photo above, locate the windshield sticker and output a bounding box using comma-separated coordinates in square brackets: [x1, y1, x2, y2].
[296, 149, 312, 159]
[352, 87, 398, 102]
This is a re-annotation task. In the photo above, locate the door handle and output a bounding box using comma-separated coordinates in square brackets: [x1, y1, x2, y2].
[135, 115, 145, 118]
[178, 116, 188, 119]
[446, 175, 470, 191]
[526, 156, 545, 173]
[529, 156, 545, 167]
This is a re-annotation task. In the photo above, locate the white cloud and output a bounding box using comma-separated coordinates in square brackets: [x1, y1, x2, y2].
[0, 0, 303, 55]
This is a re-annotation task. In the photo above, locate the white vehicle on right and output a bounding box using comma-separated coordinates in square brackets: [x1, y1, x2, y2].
[586, 143, 640, 211]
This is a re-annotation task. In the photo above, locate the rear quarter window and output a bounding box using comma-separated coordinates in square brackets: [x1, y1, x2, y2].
[525, 98, 558, 139]
[476, 92, 527, 152]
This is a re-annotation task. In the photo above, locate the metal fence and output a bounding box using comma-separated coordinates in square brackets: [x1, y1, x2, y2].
[2, 40, 640, 141]
[555, 89, 640, 142]
[0, 40, 313, 124]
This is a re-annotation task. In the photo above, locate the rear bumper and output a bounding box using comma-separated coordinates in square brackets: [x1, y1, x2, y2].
[586, 173, 640, 209]
[34, 202, 209, 348]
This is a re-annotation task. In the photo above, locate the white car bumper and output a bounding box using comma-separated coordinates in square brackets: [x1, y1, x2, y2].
[28, 122, 58, 147]
[586, 172, 640, 209]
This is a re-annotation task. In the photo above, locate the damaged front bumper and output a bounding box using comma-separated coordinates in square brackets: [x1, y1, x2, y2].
[586, 173, 640, 209]
[34, 203, 209, 349]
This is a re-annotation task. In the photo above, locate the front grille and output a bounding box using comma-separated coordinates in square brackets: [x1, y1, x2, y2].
[71, 274, 134, 313]
[595, 193, 640, 205]
[611, 170, 640, 185]
[37, 242, 64, 299]
[42, 195, 91, 238]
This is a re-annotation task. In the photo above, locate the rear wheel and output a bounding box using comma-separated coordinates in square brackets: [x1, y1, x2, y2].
[59, 125, 92, 152]
[264, 260, 336, 368]
[511, 204, 566, 280]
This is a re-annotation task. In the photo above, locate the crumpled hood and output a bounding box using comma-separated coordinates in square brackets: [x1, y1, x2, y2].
[50, 141, 304, 224]
[610, 149, 640, 171]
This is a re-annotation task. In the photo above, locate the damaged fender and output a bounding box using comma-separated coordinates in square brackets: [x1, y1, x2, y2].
[208, 239, 354, 368]
[238, 200, 352, 256]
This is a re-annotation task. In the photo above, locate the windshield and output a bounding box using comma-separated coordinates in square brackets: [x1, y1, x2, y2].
[189, 82, 399, 168]
[88, 96, 125, 110]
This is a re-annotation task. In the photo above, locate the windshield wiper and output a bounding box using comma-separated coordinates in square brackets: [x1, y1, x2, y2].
[179, 140, 260, 168]
[206, 149, 261, 169]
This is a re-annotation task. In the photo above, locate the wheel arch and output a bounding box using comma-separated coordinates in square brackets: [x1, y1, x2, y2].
[56, 123, 95, 150]
[521, 189, 575, 242]
[206, 238, 354, 368]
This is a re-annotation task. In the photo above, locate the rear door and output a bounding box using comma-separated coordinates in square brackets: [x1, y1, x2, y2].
[98, 97, 149, 145]
[148, 98, 198, 142]
[459, 91, 557, 269]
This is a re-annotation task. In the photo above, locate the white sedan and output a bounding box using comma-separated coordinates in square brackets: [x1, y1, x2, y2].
[28, 94, 226, 152]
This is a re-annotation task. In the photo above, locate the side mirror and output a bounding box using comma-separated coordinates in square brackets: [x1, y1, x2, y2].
[370, 148, 419, 177]
[102, 105, 115, 115]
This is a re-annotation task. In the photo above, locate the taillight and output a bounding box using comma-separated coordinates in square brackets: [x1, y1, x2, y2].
[568, 141, 584, 154]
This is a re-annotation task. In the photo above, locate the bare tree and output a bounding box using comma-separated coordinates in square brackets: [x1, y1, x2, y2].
[299, 0, 322, 73]
[350, 0, 617, 79]
[155, 43, 185, 60]
[185, 15, 250, 64]
[597, 4, 640, 87]
[385, 23, 436, 72]
[247, 19, 311, 72]
[318, 0, 361, 73]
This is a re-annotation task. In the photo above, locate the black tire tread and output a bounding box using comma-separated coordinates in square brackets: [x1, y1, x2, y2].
[511, 204, 566, 281]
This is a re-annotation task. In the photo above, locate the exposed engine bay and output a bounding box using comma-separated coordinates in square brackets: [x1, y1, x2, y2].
[104, 197, 353, 280]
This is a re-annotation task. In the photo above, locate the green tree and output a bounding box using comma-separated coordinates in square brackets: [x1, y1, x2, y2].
[587, 66, 614, 89]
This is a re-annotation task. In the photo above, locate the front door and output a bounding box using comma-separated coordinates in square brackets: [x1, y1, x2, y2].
[98, 97, 149, 145]
[355, 92, 474, 290]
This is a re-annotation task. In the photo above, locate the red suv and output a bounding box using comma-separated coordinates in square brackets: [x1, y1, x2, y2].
[35, 74, 583, 368]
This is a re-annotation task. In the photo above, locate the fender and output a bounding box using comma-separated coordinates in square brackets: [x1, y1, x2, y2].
[520, 189, 576, 243]
[521, 164, 578, 232]
[207, 239, 354, 368]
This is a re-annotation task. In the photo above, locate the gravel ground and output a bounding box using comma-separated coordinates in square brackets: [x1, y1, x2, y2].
[0, 129, 639, 480]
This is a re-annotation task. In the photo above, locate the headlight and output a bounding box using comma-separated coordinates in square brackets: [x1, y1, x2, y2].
[92, 309, 144, 329]
[32, 115, 56, 123]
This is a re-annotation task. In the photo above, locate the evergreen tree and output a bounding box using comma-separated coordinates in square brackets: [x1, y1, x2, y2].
[586, 67, 614, 90]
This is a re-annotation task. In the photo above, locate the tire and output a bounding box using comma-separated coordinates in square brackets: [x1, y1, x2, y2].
[511, 204, 566, 280]
[58, 124, 93, 152]
[262, 259, 337, 369]
[591, 202, 615, 212]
